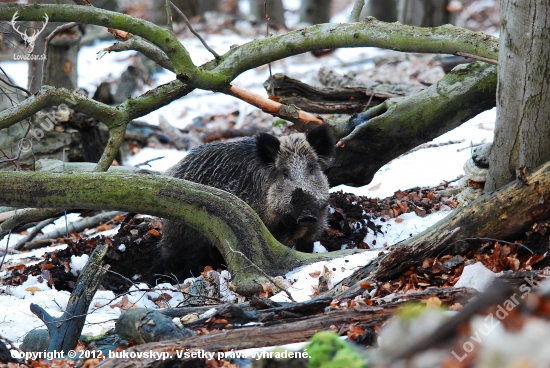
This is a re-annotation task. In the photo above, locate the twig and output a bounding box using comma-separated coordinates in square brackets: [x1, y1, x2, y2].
[169, 1, 219, 59]
[13, 217, 56, 250]
[0, 209, 16, 271]
[226, 84, 324, 125]
[225, 240, 295, 301]
[457, 142, 486, 152]
[388, 281, 512, 363]
[165, 0, 174, 33]
[42, 22, 79, 87]
[0, 66, 30, 97]
[459, 237, 534, 254]
[264, 0, 275, 96]
[134, 156, 165, 168]
[29, 243, 109, 352]
[18, 211, 122, 251]
[349, 0, 366, 22]
[99, 35, 174, 72]
[455, 51, 498, 65]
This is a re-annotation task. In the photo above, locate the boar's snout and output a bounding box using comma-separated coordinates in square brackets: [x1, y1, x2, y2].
[290, 188, 322, 228]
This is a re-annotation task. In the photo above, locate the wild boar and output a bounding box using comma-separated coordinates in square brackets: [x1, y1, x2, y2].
[152, 124, 334, 279]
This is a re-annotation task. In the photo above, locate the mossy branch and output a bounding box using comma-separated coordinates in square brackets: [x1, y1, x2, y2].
[325, 62, 498, 186]
[0, 172, 362, 296]
[0, 5, 499, 134]
[209, 18, 499, 81]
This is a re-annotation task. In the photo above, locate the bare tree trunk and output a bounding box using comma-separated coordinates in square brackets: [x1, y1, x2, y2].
[299, 0, 331, 25]
[44, 26, 82, 90]
[150, 0, 202, 25]
[199, 0, 221, 13]
[485, 0, 550, 191]
[249, 0, 286, 27]
[398, 0, 451, 27]
[366, 0, 398, 23]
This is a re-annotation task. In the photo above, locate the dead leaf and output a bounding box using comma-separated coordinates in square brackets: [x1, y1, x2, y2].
[347, 326, 364, 340]
[368, 183, 382, 192]
[148, 229, 161, 237]
[359, 281, 371, 289]
[25, 286, 41, 295]
[309, 271, 321, 278]
[426, 296, 442, 308]
[107, 28, 132, 40]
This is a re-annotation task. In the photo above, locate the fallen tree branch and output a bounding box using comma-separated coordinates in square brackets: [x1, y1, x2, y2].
[0, 171, 364, 296]
[94, 287, 475, 368]
[264, 73, 422, 114]
[370, 160, 550, 282]
[17, 211, 122, 251]
[30, 243, 109, 353]
[387, 281, 512, 363]
[325, 61, 497, 185]
[13, 217, 56, 250]
[225, 84, 324, 126]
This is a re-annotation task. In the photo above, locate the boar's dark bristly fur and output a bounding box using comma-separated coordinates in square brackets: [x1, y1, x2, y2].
[152, 124, 335, 279]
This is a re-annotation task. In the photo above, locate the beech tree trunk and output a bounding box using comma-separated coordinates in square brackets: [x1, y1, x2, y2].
[249, 0, 286, 27]
[366, 0, 398, 23]
[44, 26, 81, 90]
[485, 0, 550, 191]
[150, 0, 201, 25]
[299, 0, 331, 25]
[399, 0, 451, 27]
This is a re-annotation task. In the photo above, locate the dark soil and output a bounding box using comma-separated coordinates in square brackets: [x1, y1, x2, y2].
[318, 186, 458, 252]
[3, 215, 161, 294]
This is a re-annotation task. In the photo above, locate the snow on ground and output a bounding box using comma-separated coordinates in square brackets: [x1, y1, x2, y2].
[0, 6, 499, 346]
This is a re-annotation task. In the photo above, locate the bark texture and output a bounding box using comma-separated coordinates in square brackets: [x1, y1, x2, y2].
[485, 0, 550, 191]
[44, 27, 81, 90]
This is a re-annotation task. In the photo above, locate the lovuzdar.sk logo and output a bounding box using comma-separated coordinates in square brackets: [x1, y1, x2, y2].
[11, 11, 49, 54]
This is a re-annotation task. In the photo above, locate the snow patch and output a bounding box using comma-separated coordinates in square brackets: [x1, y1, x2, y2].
[70, 254, 89, 276]
[454, 262, 496, 291]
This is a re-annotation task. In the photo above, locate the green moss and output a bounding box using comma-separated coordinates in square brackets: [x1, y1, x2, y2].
[306, 331, 366, 368]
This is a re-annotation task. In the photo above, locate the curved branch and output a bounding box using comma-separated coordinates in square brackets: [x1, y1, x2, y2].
[0, 172, 362, 295]
[0, 80, 193, 132]
[101, 36, 174, 72]
[210, 18, 499, 81]
[1, 5, 498, 92]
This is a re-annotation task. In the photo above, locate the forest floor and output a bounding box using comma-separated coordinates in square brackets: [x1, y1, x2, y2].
[4, 1, 550, 367]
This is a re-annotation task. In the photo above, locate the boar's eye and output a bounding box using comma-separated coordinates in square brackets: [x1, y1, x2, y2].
[282, 169, 290, 179]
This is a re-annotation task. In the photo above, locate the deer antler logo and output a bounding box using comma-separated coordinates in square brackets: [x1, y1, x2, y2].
[11, 11, 49, 54]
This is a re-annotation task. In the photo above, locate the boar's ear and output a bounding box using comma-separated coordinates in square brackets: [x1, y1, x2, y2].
[306, 124, 335, 161]
[256, 133, 281, 164]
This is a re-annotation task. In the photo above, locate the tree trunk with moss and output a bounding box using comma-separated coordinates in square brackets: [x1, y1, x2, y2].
[323, 62, 497, 186]
[485, 0, 550, 192]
